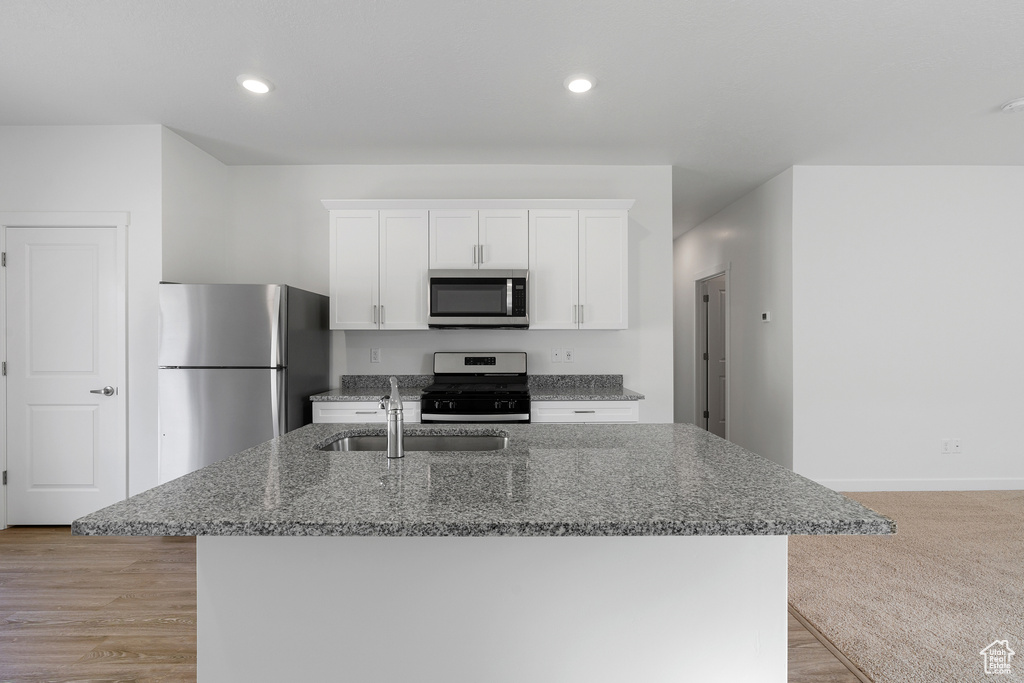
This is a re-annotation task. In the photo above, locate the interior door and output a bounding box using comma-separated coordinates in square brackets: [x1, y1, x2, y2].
[5, 225, 126, 524]
[703, 274, 727, 438]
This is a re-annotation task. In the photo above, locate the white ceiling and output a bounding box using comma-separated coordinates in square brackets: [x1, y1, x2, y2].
[3, 0, 1024, 235]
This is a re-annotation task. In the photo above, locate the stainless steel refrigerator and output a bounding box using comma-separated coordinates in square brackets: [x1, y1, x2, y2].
[158, 283, 329, 483]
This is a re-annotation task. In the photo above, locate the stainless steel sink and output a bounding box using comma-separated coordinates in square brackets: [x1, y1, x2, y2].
[321, 434, 509, 452]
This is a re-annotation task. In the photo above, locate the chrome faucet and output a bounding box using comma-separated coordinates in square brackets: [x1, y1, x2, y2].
[379, 376, 405, 459]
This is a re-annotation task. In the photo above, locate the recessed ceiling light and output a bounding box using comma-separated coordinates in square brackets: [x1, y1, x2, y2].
[237, 74, 273, 94]
[1001, 97, 1024, 113]
[564, 75, 595, 94]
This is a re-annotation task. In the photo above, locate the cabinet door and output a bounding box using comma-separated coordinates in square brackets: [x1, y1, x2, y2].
[479, 209, 528, 269]
[429, 210, 479, 269]
[530, 401, 640, 423]
[330, 211, 379, 329]
[579, 210, 628, 330]
[528, 210, 579, 329]
[313, 401, 421, 424]
[380, 210, 429, 329]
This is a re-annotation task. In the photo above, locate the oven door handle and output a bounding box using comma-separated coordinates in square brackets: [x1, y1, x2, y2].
[421, 413, 531, 422]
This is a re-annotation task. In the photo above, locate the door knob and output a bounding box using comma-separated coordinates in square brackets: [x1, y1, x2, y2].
[90, 386, 116, 396]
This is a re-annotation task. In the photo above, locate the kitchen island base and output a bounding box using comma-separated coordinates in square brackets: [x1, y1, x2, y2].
[198, 535, 786, 682]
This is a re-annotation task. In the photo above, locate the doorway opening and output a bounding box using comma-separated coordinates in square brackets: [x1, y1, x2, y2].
[696, 272, 728, 438]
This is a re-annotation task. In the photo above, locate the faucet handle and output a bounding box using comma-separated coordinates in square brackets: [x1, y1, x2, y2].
[379, 396, 389, 410]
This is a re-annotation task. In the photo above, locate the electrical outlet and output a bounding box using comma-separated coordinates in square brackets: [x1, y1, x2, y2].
[551, 348, 563, 363]
[370, 348, 381, 364]
[564, 348, 574, 363]
[952, 438, 962, 454]
[941, 438, 951, 454]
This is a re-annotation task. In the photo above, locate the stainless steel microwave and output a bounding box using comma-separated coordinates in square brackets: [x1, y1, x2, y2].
[427, 270, 529, 329]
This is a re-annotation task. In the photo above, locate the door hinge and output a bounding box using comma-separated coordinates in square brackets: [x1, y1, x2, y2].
[703, 410, 710, 420]
[702, 352, 708, 361]
[2, 471, 6, 486]
[702, 294, 709, 303]
[1, 252, 5, 267]
[2, 361, 5, 376]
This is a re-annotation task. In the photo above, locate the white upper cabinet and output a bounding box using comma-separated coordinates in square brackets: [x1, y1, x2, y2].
[528, 210, 579, 329]
[379, 210, 429, 329]
[325, 200, 630, 332]
[329, 209, 428, 330]
[579, 210, 629, 330]
[429, 210, 478, 268]
[478, 210, 529, 269]
[330, 210, 379, 330]
[429, 209, 528, 269]
[529, 209, 628, 330]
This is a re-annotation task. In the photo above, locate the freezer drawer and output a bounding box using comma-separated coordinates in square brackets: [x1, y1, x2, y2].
[159, 368, 286, 483]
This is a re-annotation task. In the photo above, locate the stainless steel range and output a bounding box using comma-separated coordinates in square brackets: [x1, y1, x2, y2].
[420, 352, 530, 423]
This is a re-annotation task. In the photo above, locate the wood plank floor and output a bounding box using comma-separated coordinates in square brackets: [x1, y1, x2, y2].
[1, 527, 862, 682]
[0, 526, 196, 682]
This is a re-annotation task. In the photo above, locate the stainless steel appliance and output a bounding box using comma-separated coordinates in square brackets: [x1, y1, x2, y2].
[420, 352, 530, 423]
[158, 283, 329, 483]
[427, 270, 528, 328]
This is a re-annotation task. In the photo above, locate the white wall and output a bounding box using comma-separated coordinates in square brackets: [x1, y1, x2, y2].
[673, 170, 793, 468]
[0, 125, 164, 497]
[161, 129, 230, 283]
[225, 165, 675, 423]
[792, 166, 1024, 490]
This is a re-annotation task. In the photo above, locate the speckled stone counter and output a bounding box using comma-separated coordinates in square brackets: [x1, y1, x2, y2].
[310, 374, 644, 402]
[310, 374, 431, 401]
[73, 423, 892, 537]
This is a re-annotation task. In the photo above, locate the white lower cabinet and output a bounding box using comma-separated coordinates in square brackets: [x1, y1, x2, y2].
[530, 401, 639, 423]
[313, 401, 422, 424]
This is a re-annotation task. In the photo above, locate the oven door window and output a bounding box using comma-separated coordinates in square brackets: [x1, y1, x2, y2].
[430, 279, 508, 317]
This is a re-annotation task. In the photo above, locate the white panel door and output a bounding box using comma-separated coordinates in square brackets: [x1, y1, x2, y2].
[478, 209, 528, 269]
[380, 210, 428, 329]
[579, 210, 628, 330]
[330, 211, 379, 329]
[528, 210, 579, 329]
[428, 210, 478, 269]
[5, 226, 126, 524]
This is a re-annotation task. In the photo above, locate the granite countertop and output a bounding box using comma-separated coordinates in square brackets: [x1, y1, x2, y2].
[311, 374, 644, 402]
[73, 423, 893, 538]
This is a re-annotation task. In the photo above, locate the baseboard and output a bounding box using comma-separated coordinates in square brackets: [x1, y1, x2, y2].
[810, 477, 1024, 492]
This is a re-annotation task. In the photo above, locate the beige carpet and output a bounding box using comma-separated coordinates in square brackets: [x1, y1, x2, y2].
[789, 490, 1024, 683]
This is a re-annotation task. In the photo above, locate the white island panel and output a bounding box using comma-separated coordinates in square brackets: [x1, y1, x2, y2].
[198, 535, 786, 682]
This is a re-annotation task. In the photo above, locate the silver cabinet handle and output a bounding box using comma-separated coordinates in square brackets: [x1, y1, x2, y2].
[573, 305, 577, 324]
[373, 305, 378, 324]
[90, 386, 116, 396]
[355, 411, 379, 415]
[478, 244, 484, 264]
[580, 304, 584, 324]
[574, 410, 596, 414]
[381, 305, 385, 324]
[473, 245, 477, 264]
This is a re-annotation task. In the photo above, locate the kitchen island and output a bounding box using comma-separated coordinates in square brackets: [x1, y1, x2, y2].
[75, 423, 893, 682]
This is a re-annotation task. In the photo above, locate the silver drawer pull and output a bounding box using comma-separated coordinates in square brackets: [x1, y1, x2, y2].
[574, 410, 596, 414]
[355, 411, 379, 415]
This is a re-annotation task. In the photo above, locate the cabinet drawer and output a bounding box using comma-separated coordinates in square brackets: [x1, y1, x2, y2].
[313, 401, 421, 424]
[530, 401, 639, 423]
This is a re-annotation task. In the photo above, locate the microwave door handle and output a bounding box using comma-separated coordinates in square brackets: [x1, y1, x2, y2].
[507, 279, 513, 314]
